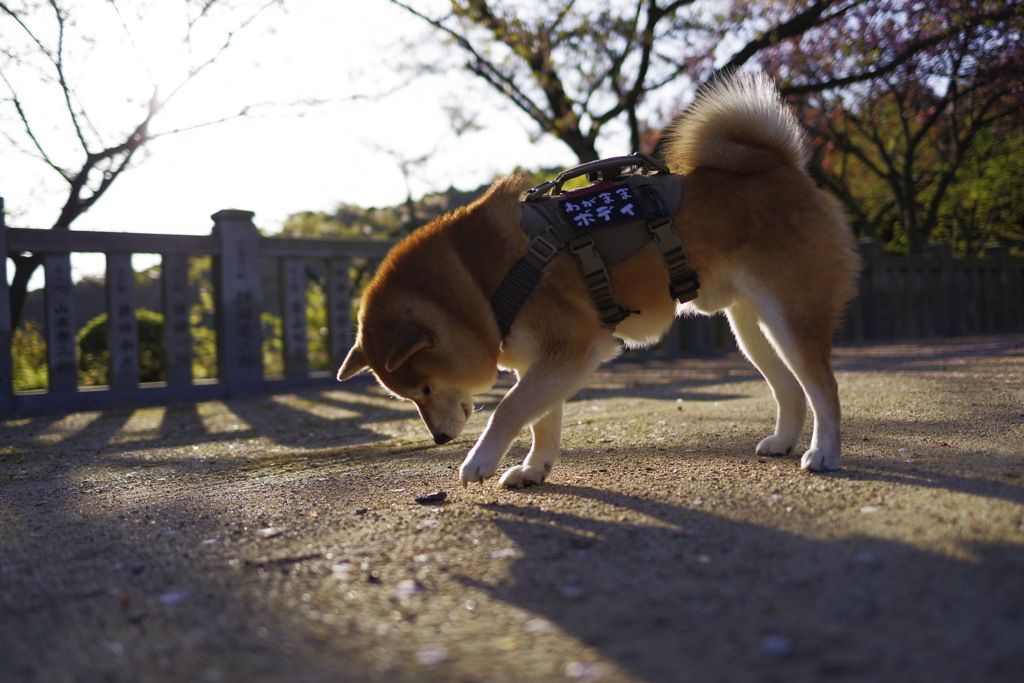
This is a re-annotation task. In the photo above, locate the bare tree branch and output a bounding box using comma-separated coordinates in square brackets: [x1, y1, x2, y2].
[0, 67, 69, 180]
[47, 0, 91, 150]
[1, 0, 286, 327]
[389, 0, 555, 134]
[718, 1, 863, 78]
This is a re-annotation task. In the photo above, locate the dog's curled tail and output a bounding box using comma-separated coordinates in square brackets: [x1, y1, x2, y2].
[663, 72, 807, 175]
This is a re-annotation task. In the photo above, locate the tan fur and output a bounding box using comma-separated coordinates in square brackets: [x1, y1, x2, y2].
[338, 72, 860, 486]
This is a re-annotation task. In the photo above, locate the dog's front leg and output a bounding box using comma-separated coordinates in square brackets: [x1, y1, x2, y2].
[498, 404, 562, 488]
[459, 355, 599, 486]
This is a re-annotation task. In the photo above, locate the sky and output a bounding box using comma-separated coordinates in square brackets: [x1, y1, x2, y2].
[3, 0, 580, 245]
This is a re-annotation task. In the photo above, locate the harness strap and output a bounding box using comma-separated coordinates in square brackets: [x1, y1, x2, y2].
[491, 225, 637, 337]
[491, 259, 544, 339]
[648, 216, 700, 303]
[490, 226, 562, 339]
[569, 234, 637, 328]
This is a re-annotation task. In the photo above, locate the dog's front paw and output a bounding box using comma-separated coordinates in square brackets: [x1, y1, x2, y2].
[459, 451, 500, 486]
[800, 447, 839, 472]
[756, 434, 796, 457]
[498, 464, 548, 489]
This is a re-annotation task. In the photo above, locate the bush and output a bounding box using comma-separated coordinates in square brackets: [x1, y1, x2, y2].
[77, 309, 167, 385]
[11, 321, 48, 391]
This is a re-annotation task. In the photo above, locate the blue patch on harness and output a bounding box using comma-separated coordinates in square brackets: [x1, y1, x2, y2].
[559, 181, 668, 234]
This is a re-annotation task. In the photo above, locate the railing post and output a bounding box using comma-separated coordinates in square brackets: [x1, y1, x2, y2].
[161, 254, 194, 387]
[212, 210, 264, 397]
[1009, 249, 1024, 331]
[687, 317, 717, 354]
[0, 198, 13, 412]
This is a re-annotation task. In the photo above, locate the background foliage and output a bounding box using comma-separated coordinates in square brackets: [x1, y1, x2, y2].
[5, 0, 1022, 393]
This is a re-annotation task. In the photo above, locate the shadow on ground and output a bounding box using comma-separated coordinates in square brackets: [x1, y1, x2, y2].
[472, 483, 1024, 682]
[2, 335, 1022, 682]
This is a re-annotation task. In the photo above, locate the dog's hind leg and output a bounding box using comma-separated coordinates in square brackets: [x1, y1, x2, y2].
[778, 340, 842, 472]
[726, 301, 807, 458]
[733, 293, 843, 472]
[498, 404, 562, 488]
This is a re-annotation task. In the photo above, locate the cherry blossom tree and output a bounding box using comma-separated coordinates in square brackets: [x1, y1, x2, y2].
[762, 0, 1024, 252]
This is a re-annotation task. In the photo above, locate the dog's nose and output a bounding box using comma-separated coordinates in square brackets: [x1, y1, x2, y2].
[433, 433, 453, 445]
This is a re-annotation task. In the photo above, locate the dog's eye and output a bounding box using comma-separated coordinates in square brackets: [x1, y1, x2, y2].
[422, 386, 431, 397]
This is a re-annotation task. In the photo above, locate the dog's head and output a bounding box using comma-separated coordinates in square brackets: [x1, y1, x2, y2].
[335, 180, 527, 444]
[337, 314, 497, 444]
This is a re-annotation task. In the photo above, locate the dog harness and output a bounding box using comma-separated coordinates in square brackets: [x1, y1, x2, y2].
[491, 153, 700, 338]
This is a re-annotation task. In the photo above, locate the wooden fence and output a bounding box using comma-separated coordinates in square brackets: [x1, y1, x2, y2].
[2, 206, 1022, 415]
[845, 238, 1023, 341]
[637, 237, 1023, 354]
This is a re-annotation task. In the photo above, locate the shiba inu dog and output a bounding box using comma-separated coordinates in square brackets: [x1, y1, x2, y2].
[337, 72, 860, 487]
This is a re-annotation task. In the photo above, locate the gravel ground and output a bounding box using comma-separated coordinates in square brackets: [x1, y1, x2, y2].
[2, 335, 1022, 683]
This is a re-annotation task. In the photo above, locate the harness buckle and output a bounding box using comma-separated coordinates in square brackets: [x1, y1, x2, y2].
[569, 236, 608, 281]
[670, 271, 701, 302]
[647, 216, 677, 247]
[647, 217, 701, 303]
[569, 236, 633, 328]
[528, 234, 559, 263]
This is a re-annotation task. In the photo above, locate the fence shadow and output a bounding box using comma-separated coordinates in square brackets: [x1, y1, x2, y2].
[0, 376, 424, 475]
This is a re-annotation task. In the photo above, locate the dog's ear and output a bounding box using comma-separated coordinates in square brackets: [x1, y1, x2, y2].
[336, 345, 369, 381]
[384, 325, 435, 373]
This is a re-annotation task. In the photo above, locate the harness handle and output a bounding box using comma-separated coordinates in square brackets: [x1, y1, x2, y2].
[522, 152, 670, 202]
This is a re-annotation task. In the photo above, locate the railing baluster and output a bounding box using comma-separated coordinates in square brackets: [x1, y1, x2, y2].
[162, 254, 194, 387]
[281, 257, 309, 380]
[43, 252, 78, 395]
[327, 257, 353, 372]
[106, 253, 139, 391]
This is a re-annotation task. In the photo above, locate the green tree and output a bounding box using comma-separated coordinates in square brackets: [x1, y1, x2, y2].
[761, 0, 1023, 254]
[795, 47, 1022, 253]
[938, 121, 1024, 255]
[280, 209, 396, 239]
